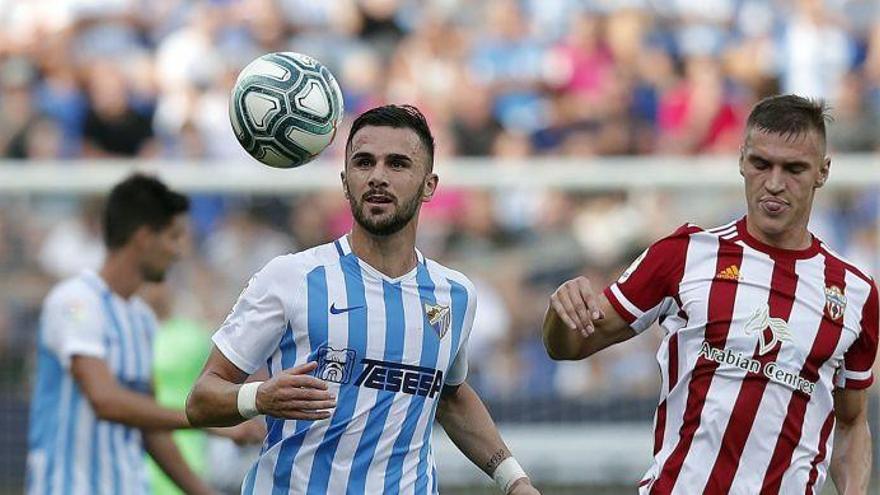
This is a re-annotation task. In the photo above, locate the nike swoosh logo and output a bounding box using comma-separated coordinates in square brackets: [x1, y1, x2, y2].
[330, 303, 364, 315]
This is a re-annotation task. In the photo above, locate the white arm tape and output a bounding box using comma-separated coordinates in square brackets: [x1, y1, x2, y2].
[237, 381, 263, 419]
[492, 457, 528, 493]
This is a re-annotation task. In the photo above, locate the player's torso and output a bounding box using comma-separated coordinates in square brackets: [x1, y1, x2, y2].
[255, 253, 469, 494]
[672, 233, 865, 404]
[648, 229, 872, 494]
[96, 293, 155, 392]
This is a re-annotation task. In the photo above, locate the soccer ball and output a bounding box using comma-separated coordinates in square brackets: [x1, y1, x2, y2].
[229, 52, 344, 168]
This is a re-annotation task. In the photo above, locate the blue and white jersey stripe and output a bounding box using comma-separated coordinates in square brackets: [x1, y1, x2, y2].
[213, 236, 477, 495]
[26, 270, 156, 495]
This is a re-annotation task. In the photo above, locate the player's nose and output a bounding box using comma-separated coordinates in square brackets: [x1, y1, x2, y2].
[367, 166, 390, 188]
[764, 166, 786, 193]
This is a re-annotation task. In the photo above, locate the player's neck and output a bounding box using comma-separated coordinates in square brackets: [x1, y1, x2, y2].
[348, 224, 418, 279]
[99, 251, 143, 299]
[744, 215, 812, 251]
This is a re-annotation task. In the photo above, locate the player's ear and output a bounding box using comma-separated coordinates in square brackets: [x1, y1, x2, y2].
[816, 157, 831, 189]
[422, 172, 438, 202]
[738, 147, 746, 177]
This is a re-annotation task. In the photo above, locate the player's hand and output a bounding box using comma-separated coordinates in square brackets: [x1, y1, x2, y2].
[255, 361, 336, 420]
[549, 276, 605, 338]
[507, 477, 540, 494]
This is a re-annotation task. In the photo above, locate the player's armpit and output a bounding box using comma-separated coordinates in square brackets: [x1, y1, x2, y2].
[440, 383, 461, 398]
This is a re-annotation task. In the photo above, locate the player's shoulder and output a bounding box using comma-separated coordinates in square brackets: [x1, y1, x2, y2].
[817, 241, 876, 288]
[44, 271, 105, 311]
[642, 222, 708, 253]
[670, 221, 713, 239]
[424, 258, 477, 294]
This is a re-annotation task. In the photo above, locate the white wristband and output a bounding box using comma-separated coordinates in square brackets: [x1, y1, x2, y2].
[492, 457, 528, 493]
[237, 382, 263, 419]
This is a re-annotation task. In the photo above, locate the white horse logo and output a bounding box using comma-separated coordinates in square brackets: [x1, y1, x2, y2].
[744, 304, 791, 356]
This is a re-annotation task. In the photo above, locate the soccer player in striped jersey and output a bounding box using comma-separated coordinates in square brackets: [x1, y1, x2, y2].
[186, 105, 538, 494]
[26, 174, 216, 494]
[544, 95, 878, 495]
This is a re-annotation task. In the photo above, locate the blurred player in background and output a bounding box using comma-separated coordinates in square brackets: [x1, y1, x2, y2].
[186, 105, 539, 494]
[26, 174, 214, 495]
[544, 95, 878, 494]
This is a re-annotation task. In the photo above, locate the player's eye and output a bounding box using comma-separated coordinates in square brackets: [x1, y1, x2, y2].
[354, 158, 372, 168]
[751, 157, 770, 169]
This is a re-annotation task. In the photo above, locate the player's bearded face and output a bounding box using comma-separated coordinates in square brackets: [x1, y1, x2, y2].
[349, 181, 425, 236]
[343, 126, 436, 237]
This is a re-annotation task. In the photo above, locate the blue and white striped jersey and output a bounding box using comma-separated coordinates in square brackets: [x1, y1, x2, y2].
[27, 270, 157, 495]
[213, 235, 476, 495]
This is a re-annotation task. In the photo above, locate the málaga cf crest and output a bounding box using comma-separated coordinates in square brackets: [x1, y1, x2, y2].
[424, 303, 451, 339]
[824, 285, 846, 322]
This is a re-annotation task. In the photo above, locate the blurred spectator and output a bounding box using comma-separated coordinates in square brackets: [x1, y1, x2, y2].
[828, 71, 880, 152]
[81, 61, 156, 156]
[203, 205, 293, 288]
[37, 197, 105, 279]
[779, 0, 854, 100]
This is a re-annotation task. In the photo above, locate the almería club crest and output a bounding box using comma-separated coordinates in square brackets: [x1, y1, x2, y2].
[824, 285, 846, 322]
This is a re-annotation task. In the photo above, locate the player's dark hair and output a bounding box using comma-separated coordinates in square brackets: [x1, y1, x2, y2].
[746, 94, 831, 145]
[103, 173, 189, 250]
[346, 104, 435, 170]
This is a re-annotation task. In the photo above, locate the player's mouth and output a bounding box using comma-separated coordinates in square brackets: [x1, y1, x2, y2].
[759, 197, 789, 216]
[364, 192, 395, 206]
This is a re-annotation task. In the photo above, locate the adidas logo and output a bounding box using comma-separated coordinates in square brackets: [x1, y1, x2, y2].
[717, 265, 741, 281]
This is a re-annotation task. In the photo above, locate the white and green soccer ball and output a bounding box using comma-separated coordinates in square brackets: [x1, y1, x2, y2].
[229, 52, 344, 168]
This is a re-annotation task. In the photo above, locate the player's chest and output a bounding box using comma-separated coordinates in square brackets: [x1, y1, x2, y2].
[676, 252, 859, 369]
[292, 280, 461, 393]
[100, 311, 153, 389]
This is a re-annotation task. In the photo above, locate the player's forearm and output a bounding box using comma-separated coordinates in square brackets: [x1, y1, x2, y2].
[436, 382, 517, 478]
[91, 385, 189, 430]
[542, 307, 588, 360]
[186, 371, 247, 427]
[830, 417, 872, 495]
[143, 431, 214, 495]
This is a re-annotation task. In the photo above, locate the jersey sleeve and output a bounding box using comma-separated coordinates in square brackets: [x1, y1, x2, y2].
[44, 287, 107, 368]
[212, 256, 297, 375]
[603, 224, 696, 333]
[835, 281, 878, 389]
[445, 280, 478, 387]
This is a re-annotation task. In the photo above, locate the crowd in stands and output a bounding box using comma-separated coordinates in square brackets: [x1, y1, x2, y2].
[1, 0, 879, 406]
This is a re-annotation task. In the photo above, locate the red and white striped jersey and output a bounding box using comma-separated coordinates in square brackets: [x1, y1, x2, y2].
[603, 217, 879, 495]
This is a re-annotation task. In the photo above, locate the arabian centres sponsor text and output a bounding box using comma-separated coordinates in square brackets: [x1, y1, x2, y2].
[698, 341, 816, 395]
